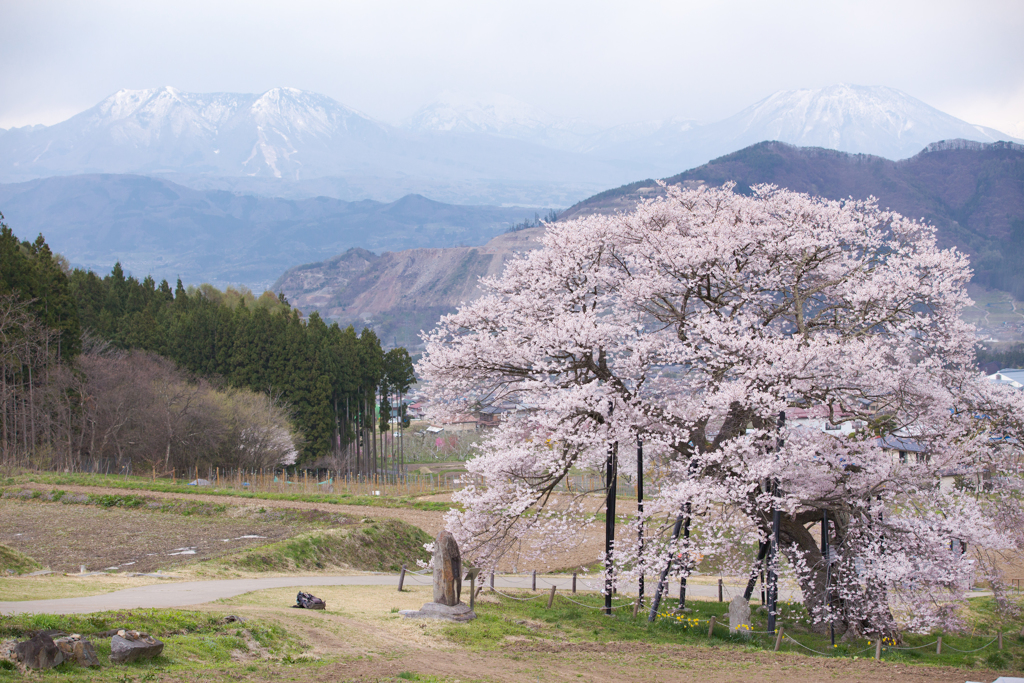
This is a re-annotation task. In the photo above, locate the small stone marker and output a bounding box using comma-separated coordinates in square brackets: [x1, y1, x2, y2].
[109, 630, 164, 663]
[729, 595, 751, 634]
[400, 530, 476, 622]
[14, 633, 64, 670]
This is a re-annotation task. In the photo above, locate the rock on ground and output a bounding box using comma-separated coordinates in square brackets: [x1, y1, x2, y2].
[14, 633, 64, 669]
[54, 635, 100, 667]
[109, 630, 164, 664]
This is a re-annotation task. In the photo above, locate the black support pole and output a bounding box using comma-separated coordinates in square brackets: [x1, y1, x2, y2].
[604, 443, 618, 615]
[743, 541, 770, 600]
[678, 504, 691, 610]
[648, 507, 685, 622]
[823, 509, 834, 646]
[637, 438, 644, 609]
[766, 411, 786, 633]
[767, 486, 781, 633]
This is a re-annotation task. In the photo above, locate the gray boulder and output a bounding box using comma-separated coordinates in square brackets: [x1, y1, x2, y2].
[14, 633, 64, 669]
[109, 630, 164, 663]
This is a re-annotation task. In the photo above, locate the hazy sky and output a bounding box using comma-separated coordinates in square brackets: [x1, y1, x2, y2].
[2, 0, 1022, 135]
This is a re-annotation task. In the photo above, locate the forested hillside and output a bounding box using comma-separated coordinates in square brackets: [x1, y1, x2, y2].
[1, 217, 414, 474]
[562, 140, 1024, 299]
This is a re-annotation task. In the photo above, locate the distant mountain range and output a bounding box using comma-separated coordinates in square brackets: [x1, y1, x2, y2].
[0, 174, 544, 290]
[275, 140, 1024, 348]
[1, 84, 1018, 206]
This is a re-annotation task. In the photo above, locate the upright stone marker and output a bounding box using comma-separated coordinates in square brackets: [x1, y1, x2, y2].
[729, 595, 751, 634]
[433, 530, 462, 606]
[401, 530, 475, 622]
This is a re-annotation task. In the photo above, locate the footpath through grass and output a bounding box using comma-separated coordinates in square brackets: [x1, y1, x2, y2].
[451, 591, 1024, 674]
[8, 472, 455, 512]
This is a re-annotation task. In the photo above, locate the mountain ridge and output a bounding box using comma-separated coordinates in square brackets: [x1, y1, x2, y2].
[0, 173, 546, 290]
[275, 140, 1024, 349]
[2, 84, 1019, 207]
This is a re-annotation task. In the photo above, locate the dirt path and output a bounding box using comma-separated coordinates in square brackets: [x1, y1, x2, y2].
[203, 585, 1002, 683]
[0, 572, 796, 614]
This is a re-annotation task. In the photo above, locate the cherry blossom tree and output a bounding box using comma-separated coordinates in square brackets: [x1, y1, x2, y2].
[418, 183, 1024, 638]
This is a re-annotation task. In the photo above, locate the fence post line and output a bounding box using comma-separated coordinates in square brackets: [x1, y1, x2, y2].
[572, 572, 577, 594]
[936, 635, 942, 655]
[774, 626, 784, 652]
[547, 585, 556, 609]
[718, 578, 723, 602]
[397, 565, 406, 592]
[707, 616, 716, 638]
[874, 638, 882, 661]
[532, 570, 537, 591]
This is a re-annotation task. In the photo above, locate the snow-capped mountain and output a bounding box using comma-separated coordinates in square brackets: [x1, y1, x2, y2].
[694, 84, 1013, 160]
[0, 86, 395, 181]
[405, 91, 599, 152]
[591, 84, 1020, 169]
[0, 86, 638, 204]
[0, 84, 1018, 206]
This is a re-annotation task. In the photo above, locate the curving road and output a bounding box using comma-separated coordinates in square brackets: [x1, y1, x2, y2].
[0, 573, 794, 615]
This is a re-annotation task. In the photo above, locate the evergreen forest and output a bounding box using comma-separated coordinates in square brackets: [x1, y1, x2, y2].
[0, 218, 415, 475]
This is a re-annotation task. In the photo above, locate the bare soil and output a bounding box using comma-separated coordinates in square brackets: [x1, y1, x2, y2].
[0, 496, 303, 573]
[13, 482, 611, 572]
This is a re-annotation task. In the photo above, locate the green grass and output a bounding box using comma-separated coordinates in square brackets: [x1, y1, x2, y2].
[0, 608, 300, 679]
[11, 472, 455, 512]
[225, 519, 432, 572]
[0, 543, 41, 575]
[448, 592, 1024, 673]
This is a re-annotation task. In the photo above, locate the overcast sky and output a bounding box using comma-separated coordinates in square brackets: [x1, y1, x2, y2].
[2, 0, 1022, 136]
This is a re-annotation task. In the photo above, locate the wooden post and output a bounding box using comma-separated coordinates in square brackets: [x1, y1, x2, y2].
[632, 598, 641, 617]
[774, 626, 784, 652]
[397, 565, 406, 592]
[998, 631, 1003, 650]
[489, 570, 495, 591]
[935, 635, 942, 654]
[572, 572, 577, 593]
[875, 638, 882, 661]
[547, 585, 556, 609]
[532, 570, 537, 591]
[718, 578, 723, 602]
[707, 616, 716, 638]
[470, 575, 476, 610]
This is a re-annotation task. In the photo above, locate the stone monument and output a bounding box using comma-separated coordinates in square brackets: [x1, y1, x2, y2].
[400, 530, 476, 622]
[729, 595, 751, 634]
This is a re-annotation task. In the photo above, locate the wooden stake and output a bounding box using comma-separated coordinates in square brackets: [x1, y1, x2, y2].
[547, 585, 556, 608]
[774, 627, 784, 652]
[718, 578, 723, 602]
[936, 635, 942, 655]
[998, 631, 1003, 650]
[572, 572, 577, 593]
[397, 565, 406, 592]
[875, 638, 882, 661]
[708, 616, 716, 638]
[532, 570, 537, 591]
